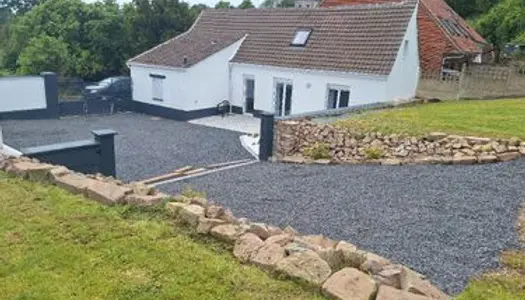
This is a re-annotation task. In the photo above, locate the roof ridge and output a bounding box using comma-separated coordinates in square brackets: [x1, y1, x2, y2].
[205, 0, 416, 13]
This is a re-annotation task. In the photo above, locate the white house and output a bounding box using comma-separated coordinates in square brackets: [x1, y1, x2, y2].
[127, 1, 419, 120]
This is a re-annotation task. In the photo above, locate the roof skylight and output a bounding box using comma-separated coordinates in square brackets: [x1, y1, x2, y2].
[291, 29, 312, 46]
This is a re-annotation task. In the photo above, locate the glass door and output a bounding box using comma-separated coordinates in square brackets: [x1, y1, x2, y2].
[274, 80, 292, 117]
[244, 78, 255, 114]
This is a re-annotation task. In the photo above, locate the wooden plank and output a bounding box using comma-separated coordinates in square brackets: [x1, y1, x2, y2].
[183, 168, 207, 175]
[138, 166, 193, 185]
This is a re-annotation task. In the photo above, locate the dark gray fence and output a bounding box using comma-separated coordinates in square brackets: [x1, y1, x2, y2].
[21, 129, 117, 177]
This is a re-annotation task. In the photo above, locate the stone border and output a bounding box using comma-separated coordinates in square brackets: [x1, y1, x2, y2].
[0, 154, 450, 300]
[274, 120, 525, 166]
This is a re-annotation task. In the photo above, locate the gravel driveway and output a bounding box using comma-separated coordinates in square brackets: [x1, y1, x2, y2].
[1, 112, 252, 181]
[158, 160, 525, 295]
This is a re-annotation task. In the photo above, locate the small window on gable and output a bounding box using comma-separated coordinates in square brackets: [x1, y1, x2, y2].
[291, 29, 312, 46]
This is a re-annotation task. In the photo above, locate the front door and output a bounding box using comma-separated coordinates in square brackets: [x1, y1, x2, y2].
[244, 78, 255, 114]
[275, 81, 293, 117]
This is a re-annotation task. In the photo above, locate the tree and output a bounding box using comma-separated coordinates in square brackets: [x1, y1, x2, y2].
[214, 1, 232, 9]
[277, 0, 294, 8]
[473, 0, 525, 60]
[238, 0, 254, 9]
[17, 35, 69, 74]
[259, 0, 275, 8]
[0, 0, 39, 14]
[445, 0, 501, 19]
[123, 0, 196, 63]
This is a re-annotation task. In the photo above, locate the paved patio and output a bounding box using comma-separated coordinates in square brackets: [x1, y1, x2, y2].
[188, 114, 260, 134]
[0, 112, 253, 181]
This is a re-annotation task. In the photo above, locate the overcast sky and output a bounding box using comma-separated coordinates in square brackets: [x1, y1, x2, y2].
[84, 0, 264, 8]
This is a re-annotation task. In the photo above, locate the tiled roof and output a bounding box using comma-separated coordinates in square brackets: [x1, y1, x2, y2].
[130, 2, 416, 76]
[321, 0, 488, 54]
[420, 0, 487, 53]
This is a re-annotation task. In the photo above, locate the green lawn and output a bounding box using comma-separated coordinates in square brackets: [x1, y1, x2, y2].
[0, 172, 324, 300]
[457, 250, 525, 300]
[336, 99, 525, 139]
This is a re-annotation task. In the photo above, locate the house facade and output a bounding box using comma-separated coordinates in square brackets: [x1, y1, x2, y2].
[128, 2, 419, 120]
[321, 0, 491, 73]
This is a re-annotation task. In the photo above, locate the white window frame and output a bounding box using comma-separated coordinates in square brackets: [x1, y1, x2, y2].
[326, 85, 350, 110]
[291, 29, 312, 46]
[152, 76, 164, 102]
[273, 78, 293, 117]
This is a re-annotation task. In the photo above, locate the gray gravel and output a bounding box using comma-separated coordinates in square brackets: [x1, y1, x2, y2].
[158, 160, 525, 295]
[1, 112, 252, 181]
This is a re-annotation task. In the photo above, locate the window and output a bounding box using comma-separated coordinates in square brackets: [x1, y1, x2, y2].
[152, 77, 163, 101]
[291, 29, 312, 46]
[327, 86, 350, 109]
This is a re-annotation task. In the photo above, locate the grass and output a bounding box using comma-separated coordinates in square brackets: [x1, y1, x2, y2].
[0, 172, 325, 300]
[457, 204, 525, 300]
[335, 99, 525, 139]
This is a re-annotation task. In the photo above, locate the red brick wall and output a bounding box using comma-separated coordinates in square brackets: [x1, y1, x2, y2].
[417, 4, 456, 73]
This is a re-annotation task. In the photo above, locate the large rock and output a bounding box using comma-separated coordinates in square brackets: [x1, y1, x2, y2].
[249, 243, 286, 270]
[359, 252, 391, 274]
[179, 204, 205, 227]
[376, 285, 432, 300]
[373, 264, 407, 289]
[426, 132, 447, 142]
[210, 224, 246, 243]
[7, 161, 54, 182]
[196, 217, 225, 234]
[403, 272, 450, 300]
[85, 180, 132, 205]
[295, 234, 337, 250]
[166, 202, 187, 217]
[451, 156, 477, 165]
[266, 234, 294, 246]
[48, 166, 71, 180]
[276, 250, 332, 286]
[317, 248, 345, 271]
[497, 152, 520, 162]
[206, 204, 225, 219]
[124, 193, 167, 206]
[321, 268, 377, 300]
[336, 241, 366, 268]
[129, 182, 155, 196]
[283, 225, 299, 236]
[478, 155, 498, 164]
[233, 233, 264, 263]
[53, 173, 97, 195]
[247, 222, 270, 240]
[190, 197, 208, 207]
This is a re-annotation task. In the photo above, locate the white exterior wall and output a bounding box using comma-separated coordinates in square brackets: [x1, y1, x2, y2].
[0, 76, 46, 112]
[386, 6, 420, 101]
[230, 63, 388, 115]
[130, 39, 244, 111]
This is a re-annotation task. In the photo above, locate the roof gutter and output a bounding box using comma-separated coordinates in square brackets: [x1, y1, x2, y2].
[127, 62, 187, 72]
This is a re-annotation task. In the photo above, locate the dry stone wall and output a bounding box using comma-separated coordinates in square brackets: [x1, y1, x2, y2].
[274, 119, 525, 165]
[0, 154, 450, 300]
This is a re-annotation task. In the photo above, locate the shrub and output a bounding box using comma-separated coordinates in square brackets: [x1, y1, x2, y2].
[303, 142, 331, 160]
[181, 186, 207, 198]
[365, 147, 384, 159]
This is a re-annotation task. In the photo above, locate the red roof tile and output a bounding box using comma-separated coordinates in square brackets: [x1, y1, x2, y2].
[321, 0, 489, 62]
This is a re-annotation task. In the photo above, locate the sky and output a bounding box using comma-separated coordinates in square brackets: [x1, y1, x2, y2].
[84, 0, 264, 8]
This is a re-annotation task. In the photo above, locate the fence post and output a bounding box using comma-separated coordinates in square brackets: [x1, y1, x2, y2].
[40, 72, 59, 118]
[258, 112, 274, 161]
[457, 63, 467, 100]
[93, 129, 117, 177]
